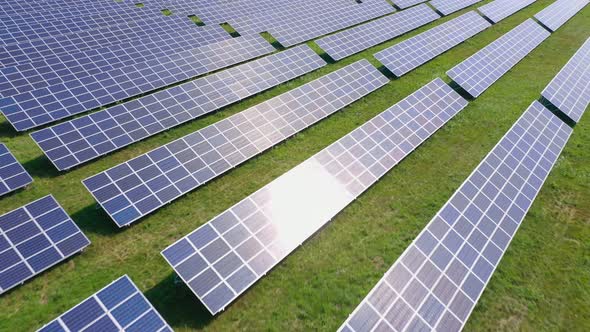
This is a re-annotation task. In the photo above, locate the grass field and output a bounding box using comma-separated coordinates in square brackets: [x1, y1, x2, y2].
[0, 0, 589, 331]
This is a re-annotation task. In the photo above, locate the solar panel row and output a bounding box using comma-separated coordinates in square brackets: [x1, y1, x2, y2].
[391, 0, 428, 9]
[0, 26, 238, 98]
[542, 37, 590, 123]
[31, 45, 326, 170]
[0, 195, 90, 295]
[448, 19, 550, 98]
[38, 275, 172, 332]
[0, 143, 33, 196]
[339, 101, 572, 332]
[534, 0, 589, 32]
[161, 78, 468, 315]
[430, 0, 484, 16]
[316, 4, 440, 61]
[478, 0, 537, 23]
[374, 11, 491, 77]
[1, 35, 275, 132]
[82, 60, 388, 227]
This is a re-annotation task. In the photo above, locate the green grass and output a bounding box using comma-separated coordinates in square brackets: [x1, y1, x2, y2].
[1, 1, 589, 331]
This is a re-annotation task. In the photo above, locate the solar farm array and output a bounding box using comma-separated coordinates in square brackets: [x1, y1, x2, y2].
[0, 0, 588, 331]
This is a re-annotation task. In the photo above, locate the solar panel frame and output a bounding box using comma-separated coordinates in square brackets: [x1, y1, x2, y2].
[161, 78, 468, 315]
[315, 4, 440, 61]
[0, 143, 33, 196]
[533, 0, 589, 32]
[542, 37, 590, 123]
[430, 0, 484, 16]
[31, 45, 327, 171]
[37, 275, 172, 332]
[82, 60, 388, 227]
[0, 195, 90, 295]
[338, 101, 572, 332]
[447, 19, 550, 98]
[374, 11, 491, 77]
[478, 0, 537, 23]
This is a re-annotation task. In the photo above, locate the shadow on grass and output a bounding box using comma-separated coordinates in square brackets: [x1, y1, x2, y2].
[538, 96, 577, 128]
[0, 121, 18, 139]
[146, 274, 214, 329]
[448, 80, 475, 101]
[376, 65, 397, 80]
[71, 204, 121, 236]
[22, 155, 61, 178]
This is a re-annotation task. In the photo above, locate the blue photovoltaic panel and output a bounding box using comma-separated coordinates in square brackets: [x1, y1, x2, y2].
[430, 0, 484, 16]
[161, 78, 468, 315]
[339, 101, 572, 332]
[534, 0, 588, 32]
[478, 0, 537, 23]
[542, 37, 590, 123]
[1, 35, 275, 132]
[37, 275, 172, 332]
[0, 195, 90, 295]
[82, 60, 388, 227]
[391, 0, 428, 9]
[374, 11, 491, 77]
[447, 19, 549, 98]
[0, 143, 33, 196]
[315, 4, 440, 61]
[31, 45, 326, 171]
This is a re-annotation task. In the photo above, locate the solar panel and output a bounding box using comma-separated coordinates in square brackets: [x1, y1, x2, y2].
[82, 60, 388, 227]
[31, 45, 326, 170]
[1, 35, 275, 132]
[448, 19, 549, 98]
[0, 34, 270, 99]
[0, 143, 33, 196]
[374, 11, 491, 77]
[0, 195, 90, 295]
[315, 4, 440, 61]
[430, 0, 484, 16]
[338, 101, 572, 332]
[478, 0, 537, 23]
[268, 0, 395, 47]
[161, 78, 468, 315]
[542, 37, 590, 123]
[0, 17, 229, 68]
[391, 0, 428, 9]
[37, 275, 172, 332]
[534, 0, 589, 32]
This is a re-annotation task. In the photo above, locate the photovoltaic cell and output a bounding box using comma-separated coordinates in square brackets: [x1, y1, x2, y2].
[315, 5, 440, 61]
[478, 0, 537, 23]
[37, 275, 172, 332]
[0, 143, 33, 196]
[1, 35, 275, 132]
[534, 0, 589, 32]
[374, 12, 491, 77]
[391, 0, 428, 9]
[82, 60, 388, 227]
[448, 19, 549, 98]
[430, 0, 483, 16]
[31, 45, 326, 171]
[542, 37, 590, 123]
[339, 101, 572, 332]
[0, 195, 90, 295]
[161, 78, 468, 315]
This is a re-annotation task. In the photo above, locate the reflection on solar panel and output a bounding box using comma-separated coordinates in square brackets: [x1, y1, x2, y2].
[315, 4, 440, 61]
[448, 19, 549, 98]
[534, 0, 589, 32]
[542, 37, 590, 123]
[0, 144, 33, 196]
[1, 35, 276, 132]
[391, 0, 428, 9]
[430, 0, 483, 16]
[268, 0, 395, 47]
[82, 60, 388, 227]
[31, 45, 326, 170]
[161, 78, 468, 315]
[478, 0, 537, 23]
[0, 34, 271, 98]
[374, 12, 491, 77]
[339, 101, 572, 332]
[0, 195, 90, 295]
[37, 275, 172, 332]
